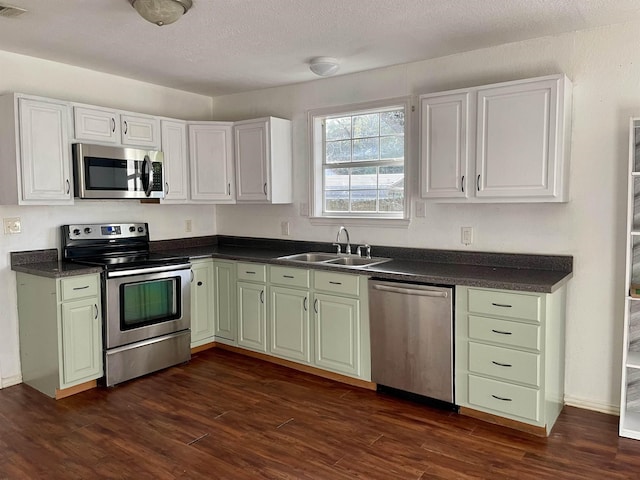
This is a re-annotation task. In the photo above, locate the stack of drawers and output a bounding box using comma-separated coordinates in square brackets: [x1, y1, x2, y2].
[455, 286, 565, 435]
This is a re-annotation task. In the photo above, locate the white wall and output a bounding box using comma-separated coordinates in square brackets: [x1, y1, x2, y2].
[0, 51, 217, 387]
[211, 21, 640, 413]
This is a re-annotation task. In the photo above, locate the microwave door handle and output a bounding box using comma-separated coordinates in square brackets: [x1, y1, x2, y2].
[142, 155, 152, 197]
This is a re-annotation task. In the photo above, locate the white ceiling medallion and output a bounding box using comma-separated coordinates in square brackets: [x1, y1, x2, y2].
[130, 0, 193, 27]
[309, 57, 340, 77]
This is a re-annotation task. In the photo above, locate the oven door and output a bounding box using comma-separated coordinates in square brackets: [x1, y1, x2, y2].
[104, 264, 191, 349]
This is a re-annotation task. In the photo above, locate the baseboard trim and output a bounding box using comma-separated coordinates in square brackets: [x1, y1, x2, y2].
[1, 374, 22, 389]
[212, 342, 376, 391]
[191, 342, 215, 354]
[564, 395, 619, 416]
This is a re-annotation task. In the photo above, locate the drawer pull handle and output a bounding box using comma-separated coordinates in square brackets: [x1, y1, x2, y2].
[491, 302, 512, 308]
[73, 285, 90, 290]
[245, 271, 256, 274]
[94, 304, 99, 319]
[329, 281, 342, 285]
[491, 361, 512, 368]
[303, 297, 308, 311]
[283, 275, 295, 279]
[491, 329, 512, 335]
[491, 394, 512, 402]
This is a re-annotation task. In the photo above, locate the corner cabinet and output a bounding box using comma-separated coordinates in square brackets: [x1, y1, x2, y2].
[419, 74, 572, 203]
[16, 273, 103, 398]
[620, 118, 640, 439]
[234, 117, 292, 204]
[455, 286, 566, 435]
[0, 94, 73, 205]
[188, 122, 235, 203]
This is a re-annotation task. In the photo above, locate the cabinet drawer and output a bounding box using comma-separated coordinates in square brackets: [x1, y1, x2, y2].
[270, 266, 310, 288]
[468, 374, 540, 421]
[60, 275, 99, 301]
[314, 271, 359, 296]
[468, 342, 540, 387]
[236, 263, 266, 282]
[468, 315, 540, 350]
[467, 288, 541, 322]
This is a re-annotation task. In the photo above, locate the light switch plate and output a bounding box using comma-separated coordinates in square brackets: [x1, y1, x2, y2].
[281, 221, 290, 236]
[3, 217, 21, 234]
[415, 201, 426, 218]
[461, 226, 473, 245]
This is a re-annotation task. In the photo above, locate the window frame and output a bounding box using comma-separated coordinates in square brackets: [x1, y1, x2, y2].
[308, 97, 412, 224]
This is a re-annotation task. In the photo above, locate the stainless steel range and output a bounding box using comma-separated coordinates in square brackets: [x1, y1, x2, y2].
[61, 223, 191, 386]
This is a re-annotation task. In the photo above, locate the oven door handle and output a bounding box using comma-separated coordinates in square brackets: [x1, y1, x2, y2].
[106, 263, 191, 278]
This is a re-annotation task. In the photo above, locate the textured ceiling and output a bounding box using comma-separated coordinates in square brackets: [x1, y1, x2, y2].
[0, 0, 639, 97]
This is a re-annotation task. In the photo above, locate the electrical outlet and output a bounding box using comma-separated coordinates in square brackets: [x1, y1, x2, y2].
[415, 201, 426, 218]
[3, 217, 21, 235]
[185, 219, 192, 233]
[281, 221, 290, 236]
[461, 226, 473, 246]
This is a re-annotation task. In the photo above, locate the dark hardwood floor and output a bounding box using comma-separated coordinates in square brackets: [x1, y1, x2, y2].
[1, 348, 639, 479]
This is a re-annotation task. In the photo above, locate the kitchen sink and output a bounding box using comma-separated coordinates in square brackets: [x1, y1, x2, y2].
[277, 252, 391, 269]
[278, 252, 342, 263]
[325, 256, 391, 267]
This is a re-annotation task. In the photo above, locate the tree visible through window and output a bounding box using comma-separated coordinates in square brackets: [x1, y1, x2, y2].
[313, 103, 406, 218]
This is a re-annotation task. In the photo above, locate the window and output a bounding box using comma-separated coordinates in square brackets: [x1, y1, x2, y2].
[309, 98, 410, 220]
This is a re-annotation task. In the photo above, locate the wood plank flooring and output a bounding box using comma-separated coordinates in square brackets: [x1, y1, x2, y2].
[0, 348, 639, 479]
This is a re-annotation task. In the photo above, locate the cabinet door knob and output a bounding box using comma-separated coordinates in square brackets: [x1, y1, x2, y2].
[165, 182, 169, 195]
[260, 290, 264, 304]
[197, 281, 203, 286]
[123, 120, 128, 135]
[94, 304, 98, 319]
[313, 298, 318, 313]
[476, 174, 481, 191]
[303, 297, 308, 311]
[111, 117, 116, 133]
[461, 175, 465, 193]
[66, 179, 70, 195]
[263, 183, 267, 195]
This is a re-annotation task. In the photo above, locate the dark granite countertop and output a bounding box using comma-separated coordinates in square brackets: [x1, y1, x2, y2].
[10, 249, 103, 278]
[153, 236, 572, 293]
[12, 237, 573, 292]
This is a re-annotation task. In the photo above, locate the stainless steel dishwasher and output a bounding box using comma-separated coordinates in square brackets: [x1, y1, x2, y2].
[369, 279, 454, 404]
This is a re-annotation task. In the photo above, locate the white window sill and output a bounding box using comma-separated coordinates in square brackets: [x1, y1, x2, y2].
[308, 216, 411, 228]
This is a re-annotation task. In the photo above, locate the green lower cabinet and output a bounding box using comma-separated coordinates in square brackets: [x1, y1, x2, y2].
[269, 286, 311, 363]
[60, 297, 102, 385]
[237, 280, 267, 352]
[190, 259, 215, 347]
[17, 272, 103, 398]
[455, 285, 566, 435]
[213, 260, 237, 343]
[313, 293, 360, 377]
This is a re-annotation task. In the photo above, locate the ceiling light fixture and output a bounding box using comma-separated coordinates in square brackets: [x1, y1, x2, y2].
[309, 57, 340, 77]
[130, 0, 193, 26]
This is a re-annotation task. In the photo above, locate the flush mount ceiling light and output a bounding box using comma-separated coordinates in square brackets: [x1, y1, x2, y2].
[309, 57, 340, 77]
[130, 0, 192, 26]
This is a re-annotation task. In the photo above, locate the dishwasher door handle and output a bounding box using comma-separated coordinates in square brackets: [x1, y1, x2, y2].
[371, 284, 448, 298]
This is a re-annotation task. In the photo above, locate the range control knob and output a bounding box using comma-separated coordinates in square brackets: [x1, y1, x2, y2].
[129, 226, 136, 233]
[84, 227, 92, 234]
[138, 226, 144, 233]
[73, 228, 80, 236]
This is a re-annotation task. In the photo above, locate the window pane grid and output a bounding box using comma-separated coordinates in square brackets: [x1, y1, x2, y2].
[321, 106, 405, 217]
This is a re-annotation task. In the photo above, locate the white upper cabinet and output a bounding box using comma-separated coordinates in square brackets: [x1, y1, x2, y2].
[419, 74, 572, 203]
[160, 119, 189, 203]
[234, 117, 292, 204]
[73, 105, 160, 149]
[420, 92, 469, 198]
[0, 94, 73, 205]
[188, 122, 235, 203]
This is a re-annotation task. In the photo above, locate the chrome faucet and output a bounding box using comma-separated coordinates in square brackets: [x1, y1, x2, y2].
[335, 226, 351, 255]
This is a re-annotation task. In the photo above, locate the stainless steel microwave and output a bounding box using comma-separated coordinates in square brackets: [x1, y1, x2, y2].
[72, 143, 165, 199]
